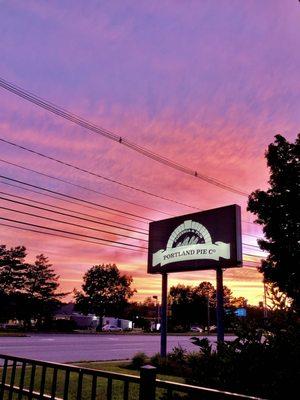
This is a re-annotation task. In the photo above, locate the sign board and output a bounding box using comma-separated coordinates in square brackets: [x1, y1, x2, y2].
[148, 204, 242, 274]
[235, 308, 247, 317]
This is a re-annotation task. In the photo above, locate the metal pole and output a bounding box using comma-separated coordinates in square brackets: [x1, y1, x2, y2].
[207, 296, 210, 335]
[263, 280, 268, 319]
[160, 273, 168, 358]
[216, 267, 224, 345]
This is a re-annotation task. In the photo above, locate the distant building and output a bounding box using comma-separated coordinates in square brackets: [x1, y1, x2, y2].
[54, 304, 132, 330]
[102, 317, 132, 330]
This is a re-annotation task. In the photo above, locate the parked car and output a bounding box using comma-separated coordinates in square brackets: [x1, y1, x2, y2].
[102, 325, 122, 332]
[209, 325, 217, 332]
[190, 326, 203, 333]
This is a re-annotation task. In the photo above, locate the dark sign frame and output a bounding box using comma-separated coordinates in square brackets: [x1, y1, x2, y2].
[147, 204, 242, 274]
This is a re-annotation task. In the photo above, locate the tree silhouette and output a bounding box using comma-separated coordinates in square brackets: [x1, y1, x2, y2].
[74, 264, 135, 330]
[23, 254, 66, 327]
[0, 245, 27, 294]
[248, 134, 300, 313]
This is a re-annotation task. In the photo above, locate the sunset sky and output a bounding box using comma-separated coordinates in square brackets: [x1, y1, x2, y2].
[0, 1, 299, 305]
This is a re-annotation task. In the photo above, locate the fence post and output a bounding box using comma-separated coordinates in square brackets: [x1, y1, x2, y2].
[139, 365, 157, 400]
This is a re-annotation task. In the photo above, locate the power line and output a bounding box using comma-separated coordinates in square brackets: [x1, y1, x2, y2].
[0, 174, 152, 223]
[0, 177, 262, 243]
[0, 180, 148, 231]
[0, 203, 262, 256]
[0, 177, 263, 245]
[0, 192, 261, 250]
[0, 222, 146, 252]
[242, 243, 264, 250]
[0, 217, 260, 260]
[0, 77, 248, 197]
[0, 216, 147, 251]
[0, 204, 147, 245]
[0, 190, 148, 235]
[243, 253, 266, 259]
[0, 137, 200, 210]
[243, 233, 263, 239]
[0, 156, 260, 229]
[0, 158, 173, 217]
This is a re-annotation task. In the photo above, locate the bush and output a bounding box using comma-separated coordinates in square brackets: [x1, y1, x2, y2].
[130, 352, 148, 369]
[185, 317, 300, 399]
[150, 353, 170, 371]
[168, 324, 188, 333]
[152, 316, 300, 399]
[54, 319, 77, 332]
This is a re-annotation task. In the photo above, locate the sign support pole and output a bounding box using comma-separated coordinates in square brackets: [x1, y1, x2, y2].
[160, 272, 168, 358]
[216, 267, 224, 346]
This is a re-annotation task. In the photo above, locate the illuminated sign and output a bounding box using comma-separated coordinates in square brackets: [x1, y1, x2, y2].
[148, 204, 242, 274]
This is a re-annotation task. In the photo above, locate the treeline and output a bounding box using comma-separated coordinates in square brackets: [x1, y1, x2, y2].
[0, 243, 272, 333]
[168, 282, 248, 332]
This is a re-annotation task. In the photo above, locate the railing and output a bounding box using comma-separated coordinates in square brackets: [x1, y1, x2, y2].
[0, 354, 266, 400]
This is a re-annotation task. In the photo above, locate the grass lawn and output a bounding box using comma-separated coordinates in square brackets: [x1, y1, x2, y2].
[0, 332, 27, 337]
[75, 360, 184, 381]
[1, 360, 185, 400]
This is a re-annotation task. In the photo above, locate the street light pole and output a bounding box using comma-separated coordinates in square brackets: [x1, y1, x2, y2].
[153, 295, 159, 330]
[207, 296, 210, 335]
[263, 280, 268, 319]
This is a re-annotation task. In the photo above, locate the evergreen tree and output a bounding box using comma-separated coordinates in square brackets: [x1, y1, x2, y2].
[0, 245, 27, 294]
[23, 254, 65, 326]
[247, 134, 300, 312]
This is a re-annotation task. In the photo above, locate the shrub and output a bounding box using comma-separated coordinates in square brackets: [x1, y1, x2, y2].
[130, 352, 148, 369]
[186, 317, 300, 399]
[150, 353, 172, 374]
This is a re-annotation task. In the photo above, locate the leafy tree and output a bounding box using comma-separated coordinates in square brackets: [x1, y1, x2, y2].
[193, 281, 215, 303]
[266, 283, 290, 311]
[230, 296, 248, 308]
[74, 264, 135, 330]
[169, 285, 194, 329]
[169, 282, 246, 331]
[247, 134, 300, 312]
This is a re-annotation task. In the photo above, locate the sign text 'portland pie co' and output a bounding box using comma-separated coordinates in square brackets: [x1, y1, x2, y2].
[148, 204, 242, 274]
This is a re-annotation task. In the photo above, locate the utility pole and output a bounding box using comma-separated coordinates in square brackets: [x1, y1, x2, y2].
[153, 295, 159, 330]
[263, 279, 268, 319]
[207, 295, 210, 335]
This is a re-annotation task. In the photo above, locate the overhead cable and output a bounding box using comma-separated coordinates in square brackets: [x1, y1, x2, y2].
[0, 158, 173, 217]
[0, 137, 200, 210]
[0, 222, 146, 252]
[0, 194, 261, 250]
[0, 204, 147, 244]
[0, 180, 148, 231]
[0, 190, 147, 235]
[0, 216, 147, 251]
[0, 138, 253, 224]
[0, 77, 248, 196]
[0, 174, 152, 223]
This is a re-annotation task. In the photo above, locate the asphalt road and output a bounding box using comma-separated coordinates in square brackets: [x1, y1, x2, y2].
[0, 334, 232, 363]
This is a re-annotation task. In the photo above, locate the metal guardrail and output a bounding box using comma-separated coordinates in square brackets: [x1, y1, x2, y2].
[0, 354, 266, 400]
